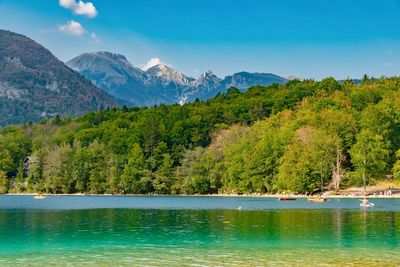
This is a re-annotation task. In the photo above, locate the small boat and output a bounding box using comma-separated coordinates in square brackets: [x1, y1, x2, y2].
[360, 202, 374, 208]
[360, 199, 374, 208]
[279, 197, 297, 201]
[34, 195, 46, 200]
[308, 197, 328, 203]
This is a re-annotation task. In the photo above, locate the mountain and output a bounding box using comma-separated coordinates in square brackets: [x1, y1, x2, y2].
[67, 53, 197, 106]
[0, 30, 115, 126]
[67, 52, 288, 107]
[146, 64, 195, 86]
[221, 72, 287, 91]
[146, 64, 195, 105]
[66, 52, 152, 106]
[195, 70, 222, 88]
[179, 71, 223, 104]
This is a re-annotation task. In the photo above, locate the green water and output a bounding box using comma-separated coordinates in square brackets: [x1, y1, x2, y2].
[1, 197, 400, 266]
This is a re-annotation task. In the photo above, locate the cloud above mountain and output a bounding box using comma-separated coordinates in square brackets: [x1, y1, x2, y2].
[59, 0, 97, 18]
[142, 58, 167, 71]
[59, 20, 85, 36]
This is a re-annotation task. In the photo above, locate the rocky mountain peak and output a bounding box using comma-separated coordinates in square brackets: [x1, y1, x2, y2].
[67, 51, 138, 73]
[66, 51, 288, 107]
[146, 64, 194, 86]
[195, 70, 222, 87]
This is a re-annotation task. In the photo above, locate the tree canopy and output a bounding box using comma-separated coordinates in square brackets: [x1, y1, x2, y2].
[1, 77, 400, 194]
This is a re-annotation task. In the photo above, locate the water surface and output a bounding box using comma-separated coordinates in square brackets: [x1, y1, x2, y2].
[0, 196, 399, 266]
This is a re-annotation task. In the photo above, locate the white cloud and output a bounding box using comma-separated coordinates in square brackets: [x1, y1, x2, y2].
[142, 58, 166, 70]
[59, 0, 98, 18]
[59, 0, 76, 8]
[59, 20, 85, 36]
[75, 1, 97, 17]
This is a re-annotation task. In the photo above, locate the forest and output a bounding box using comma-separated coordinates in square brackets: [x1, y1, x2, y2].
[1, 76, 400, 195]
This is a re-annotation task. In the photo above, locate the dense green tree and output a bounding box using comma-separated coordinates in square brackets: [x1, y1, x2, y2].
[350, 130, 389, 193]
[71, 144, 90, 192]
[149, 142, 169, 171]
[1, 77, 400, 195]
[276, 127, 338, 193]
[43, 145, 73, 193]
[14, 162, 26, 193]
[247, 112, 297, 192]
[153, 154, 174, 194]
[87, 141, 109, 194]
[26, 150, 44, 192]
[0, 171, 8, 194]
[0, 127, 31, 176]
[175, 148, 211, 194]
[318, 77, 342, 93]
[120, 144, 147, 193]
[0, 149, 13, 173]
[393, 149, 400, 181]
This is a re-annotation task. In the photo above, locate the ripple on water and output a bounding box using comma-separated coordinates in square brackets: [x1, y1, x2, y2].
[2, 247, 400, 266]
[1, 200, 400, 266]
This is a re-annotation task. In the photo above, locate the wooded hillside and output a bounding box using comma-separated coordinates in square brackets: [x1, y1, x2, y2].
[1, 76, 400, 194]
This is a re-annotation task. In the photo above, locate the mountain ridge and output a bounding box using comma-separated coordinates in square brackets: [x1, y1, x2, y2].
[0, 30, 115, 126]
[67, 52, 288, 106]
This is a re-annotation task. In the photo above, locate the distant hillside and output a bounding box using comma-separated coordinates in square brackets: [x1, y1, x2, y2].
[67, 52, 288, 106]
[0, 30, 115, 126]
[221, 72, 288, 91]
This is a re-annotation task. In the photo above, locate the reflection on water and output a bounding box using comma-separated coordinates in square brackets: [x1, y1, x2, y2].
[0, 208, 399, 266]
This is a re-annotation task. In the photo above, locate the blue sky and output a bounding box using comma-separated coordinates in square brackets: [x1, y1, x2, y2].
[0, 0, 399, 79]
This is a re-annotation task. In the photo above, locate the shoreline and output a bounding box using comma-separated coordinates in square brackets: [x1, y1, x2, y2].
[3, 193, 400, 199]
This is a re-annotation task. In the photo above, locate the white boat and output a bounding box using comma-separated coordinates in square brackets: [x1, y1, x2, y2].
[34, 195, 46, 200]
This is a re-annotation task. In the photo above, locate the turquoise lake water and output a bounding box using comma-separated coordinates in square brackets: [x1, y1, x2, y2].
[1, 196, 399, 266]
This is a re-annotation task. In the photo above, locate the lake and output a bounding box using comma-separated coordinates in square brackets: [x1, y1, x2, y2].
[0, 196, 399, 266]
